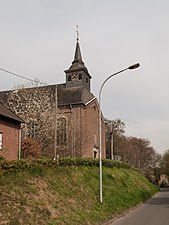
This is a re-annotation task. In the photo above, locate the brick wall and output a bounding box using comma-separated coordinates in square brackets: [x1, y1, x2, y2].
[57, 99, 106, 159]
[0, 119, 20, 160]
[57, 106, 84, 157]
[82, 100, 106, 159]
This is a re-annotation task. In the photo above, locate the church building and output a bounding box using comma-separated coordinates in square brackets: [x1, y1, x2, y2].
[0, 37, 106, 159]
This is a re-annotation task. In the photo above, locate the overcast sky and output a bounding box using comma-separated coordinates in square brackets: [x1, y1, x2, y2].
[0, 0, 169, 153]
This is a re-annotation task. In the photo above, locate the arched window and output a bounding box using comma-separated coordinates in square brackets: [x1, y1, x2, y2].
[79, 73, 82, 80]
[57, 117, 67, 146]
[68, 75, 71, 81]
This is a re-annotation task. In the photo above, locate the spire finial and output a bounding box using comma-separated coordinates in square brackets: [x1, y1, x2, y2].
[76, 25, 79, 42]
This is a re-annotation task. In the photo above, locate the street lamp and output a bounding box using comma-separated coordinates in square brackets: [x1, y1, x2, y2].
[99, 63, 140, 204]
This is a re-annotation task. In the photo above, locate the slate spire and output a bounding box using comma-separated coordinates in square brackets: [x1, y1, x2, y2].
[69, 38, 85, 70]
[64, 29, 92, 91]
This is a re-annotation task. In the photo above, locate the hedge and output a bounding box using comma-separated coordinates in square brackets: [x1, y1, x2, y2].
[0, 158, 130, 175]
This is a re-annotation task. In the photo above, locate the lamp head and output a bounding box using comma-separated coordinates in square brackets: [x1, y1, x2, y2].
[128, 63, 140, 70]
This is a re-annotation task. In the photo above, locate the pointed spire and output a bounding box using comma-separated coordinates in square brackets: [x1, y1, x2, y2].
[73, 40, 83, 64]
[69, 36, 85, 70]
[64, 27, 91, 79]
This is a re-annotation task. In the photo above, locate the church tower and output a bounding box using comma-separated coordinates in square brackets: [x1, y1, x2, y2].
[64, 36, 92, 92]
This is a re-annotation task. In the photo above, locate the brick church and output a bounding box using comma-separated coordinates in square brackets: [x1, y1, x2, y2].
[0, 37, 106, 160]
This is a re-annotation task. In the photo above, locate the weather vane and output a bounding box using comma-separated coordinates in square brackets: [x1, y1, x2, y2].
[76, 25, 79, 41]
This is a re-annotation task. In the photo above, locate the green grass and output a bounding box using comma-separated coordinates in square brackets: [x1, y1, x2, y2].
[0, 164, 158, 225]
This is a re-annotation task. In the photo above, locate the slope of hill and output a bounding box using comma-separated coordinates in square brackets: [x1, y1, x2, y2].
[0, 159, 158, 225]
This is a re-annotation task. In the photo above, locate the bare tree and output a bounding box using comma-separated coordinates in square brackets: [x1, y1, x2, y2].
[121, 137, 157, 174]
[162, 149, 169, 176]
[148, 152, 162, 184]
[105, 118, 126, 159]
[105, 118, 161, 181]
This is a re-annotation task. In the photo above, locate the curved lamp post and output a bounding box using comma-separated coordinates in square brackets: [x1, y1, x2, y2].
[99, 63, 140, 203]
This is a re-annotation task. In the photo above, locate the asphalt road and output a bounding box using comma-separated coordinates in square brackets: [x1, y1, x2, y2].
[106, 187, 169, 225]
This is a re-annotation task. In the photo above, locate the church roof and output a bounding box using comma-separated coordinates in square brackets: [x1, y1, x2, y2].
[0, 102, 24, 123]
[57, 83, 94, 106]
[0, 83, 94, 108]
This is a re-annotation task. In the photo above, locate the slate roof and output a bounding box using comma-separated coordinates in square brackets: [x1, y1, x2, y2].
[0, 102, 24, 123]
[57, 83, 94, 106]
[0, 83, 94, 109]
[0, 90, 10, 103]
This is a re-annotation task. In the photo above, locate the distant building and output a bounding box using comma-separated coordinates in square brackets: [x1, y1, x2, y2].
[159, 174, 169, 187]
[0, 102, 23, 160]
[0, 38, 106, 159]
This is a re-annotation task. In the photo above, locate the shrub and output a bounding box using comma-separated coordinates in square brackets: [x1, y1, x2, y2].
[21, 137, 41, 159]
[0, 155, 5, 160]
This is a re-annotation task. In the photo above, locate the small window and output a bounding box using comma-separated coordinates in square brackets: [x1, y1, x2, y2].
[86, 77, 88, 83]
[79, 74, 82, 80]
[0, 132, 2, 150]
[94, 150, 97, 159]
[68, 75, 71, 81]
[93, 148, 98, 159]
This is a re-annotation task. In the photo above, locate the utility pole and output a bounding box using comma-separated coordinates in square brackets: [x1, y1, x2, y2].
[110, 121, 114, 160]
[54, 85, 57, 160]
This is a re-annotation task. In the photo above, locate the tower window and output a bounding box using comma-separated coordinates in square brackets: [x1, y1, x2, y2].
[68, 75, 71, 81]
[79, 74, 82, 80]
[86, 77, 88, 83]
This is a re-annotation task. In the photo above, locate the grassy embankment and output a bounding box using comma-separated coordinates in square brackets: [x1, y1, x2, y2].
[0, 158, 158, 225]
